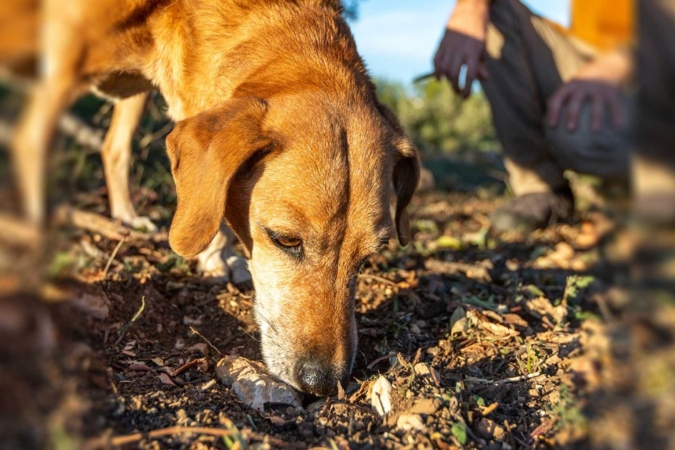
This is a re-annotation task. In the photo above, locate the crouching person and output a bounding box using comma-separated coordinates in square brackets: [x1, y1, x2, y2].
[433, 0, 634, 233]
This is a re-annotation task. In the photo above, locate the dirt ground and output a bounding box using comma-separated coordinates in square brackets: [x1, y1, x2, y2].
[2, 182, 674, 450]
[1, 90, 674, 450]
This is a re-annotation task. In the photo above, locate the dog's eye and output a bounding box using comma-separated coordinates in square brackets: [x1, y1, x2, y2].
[275, 236, 301, 248]
[265, 228, 304, 258]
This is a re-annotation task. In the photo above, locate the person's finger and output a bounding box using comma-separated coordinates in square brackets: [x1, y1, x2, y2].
[433, 50, 445, 79]
[433, 33, 454, 79]
[565, 86, 587, 131]
[434, 55, 451, 81]
[589, 90, 605, 133]
[448, 52, 464, 94]
[547, 84, 573, 127]
[605, 89, 626, 130]
[462, 54, 479, 99]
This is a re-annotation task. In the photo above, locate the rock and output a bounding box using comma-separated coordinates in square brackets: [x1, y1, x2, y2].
[215, 356, 302, 411]
[187, 343, 208, 356]
[371, 376, 393, 416]
[307, 398, 327, 415]
[159, 373, 176, 386]
[413, 363, 440, 382]
[414, 362, 431, 376]
[72, 290, 110, 320]
[477, 418, 506, 441]
[524, 296, 567, 324]
[396, 414, 425, 432]
[407, 397, 443, 415]
[450, 306, 468, 335]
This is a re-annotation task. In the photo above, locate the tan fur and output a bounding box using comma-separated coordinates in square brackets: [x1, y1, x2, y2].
[0, 0, 420, 395]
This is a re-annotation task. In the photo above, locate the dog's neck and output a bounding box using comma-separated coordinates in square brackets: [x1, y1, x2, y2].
[143, 0, 371, 121]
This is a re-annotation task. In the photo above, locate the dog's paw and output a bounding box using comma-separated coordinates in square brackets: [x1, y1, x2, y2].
[122, 216, 158, 233]
[198, 254, 251, 284]
[226, 255, 252, 285]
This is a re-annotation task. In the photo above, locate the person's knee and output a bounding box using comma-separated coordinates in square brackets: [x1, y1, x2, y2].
[545, 103, 630, 179]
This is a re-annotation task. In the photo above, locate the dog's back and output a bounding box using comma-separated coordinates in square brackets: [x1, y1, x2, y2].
[0, 0, 38, 77]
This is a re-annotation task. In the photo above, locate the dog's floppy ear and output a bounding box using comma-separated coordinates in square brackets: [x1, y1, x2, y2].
[165, 97, 273, 257]
[377, 102, 420, 246]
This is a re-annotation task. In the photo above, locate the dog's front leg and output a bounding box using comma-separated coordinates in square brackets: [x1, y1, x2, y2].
[101, 93, 157, 232]
[196, 222, 251, 284]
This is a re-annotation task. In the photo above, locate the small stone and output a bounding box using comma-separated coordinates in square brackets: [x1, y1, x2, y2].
[307, 398, 327, 414]
[183, 315, 202, 325]
[187, 343, 208, 356]
[478, 418, 506, 441]
[72, 290, 110, 320]
[268, 416, 287, 428]
[450, 307, 468, 335]
[414, 362, 430, 376]
[407, 398, 443, 415]
[215, 356, 302, 411]
[371, 376, 393, 416]
[396, 414, 425, 432]
[158, 373, 176, 386]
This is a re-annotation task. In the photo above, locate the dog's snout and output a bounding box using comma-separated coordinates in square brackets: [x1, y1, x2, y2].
[294, 359, 343, 396]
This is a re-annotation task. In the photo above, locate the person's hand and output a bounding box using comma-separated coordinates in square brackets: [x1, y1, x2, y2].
[433, 0, 490, 99]
[547, 51, 633, 132]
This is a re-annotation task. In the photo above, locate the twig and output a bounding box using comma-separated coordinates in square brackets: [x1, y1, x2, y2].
[0, 113, 103, 150]
[102, 236, 126, 279]
[115, 296, 146, 345]
[54, 206, 127, 240]
[357, 274, 398, 286]
[470, 372, 542, 386]
[413, 71, 435, 84]
[367, 353, 395, 370]
[0, 214, 41, 246]
[481, 402, 499, 416]
[189, 326, 222, 355]
[138, 121, 173, 149]
[171, 358, 205, 377]
[58, 113, 105, 150]
[106, 426, 235, 447]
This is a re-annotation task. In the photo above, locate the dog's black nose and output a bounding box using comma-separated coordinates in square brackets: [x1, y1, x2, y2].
[294, 359, 340, 396]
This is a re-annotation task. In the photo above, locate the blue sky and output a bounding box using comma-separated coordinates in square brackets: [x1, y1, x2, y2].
[350, 0, 570, 84]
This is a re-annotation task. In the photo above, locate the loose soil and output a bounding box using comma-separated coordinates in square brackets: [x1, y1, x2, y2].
[2, 187, 674, 450]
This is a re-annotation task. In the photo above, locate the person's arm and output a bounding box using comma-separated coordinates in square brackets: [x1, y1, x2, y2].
[547, 49, 634, 132]
[433, 0, 491, 99]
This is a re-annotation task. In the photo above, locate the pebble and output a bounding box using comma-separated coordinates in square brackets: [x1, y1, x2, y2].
[477, 418, 506, 441]
[371, 376, 393, 416]
[396, 414, 425, 432]
[215, 356, 302, 411]
[407, 398, 443, 415]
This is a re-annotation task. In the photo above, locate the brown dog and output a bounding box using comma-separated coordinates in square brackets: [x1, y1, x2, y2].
[0, 0, 420, 395]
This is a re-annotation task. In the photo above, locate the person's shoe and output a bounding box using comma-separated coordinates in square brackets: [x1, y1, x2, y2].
[490, 186, 575, 234]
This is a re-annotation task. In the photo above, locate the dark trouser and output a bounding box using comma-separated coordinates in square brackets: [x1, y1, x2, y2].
[482, 0, 631, 196]
[632, 0, 675, 292]
[634, 0, 675, 223]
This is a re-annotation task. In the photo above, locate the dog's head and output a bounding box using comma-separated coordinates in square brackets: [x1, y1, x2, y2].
[166, 94, 419, 395]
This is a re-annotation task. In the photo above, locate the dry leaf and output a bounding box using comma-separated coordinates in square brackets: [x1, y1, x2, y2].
[158, 373, 176, 386]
